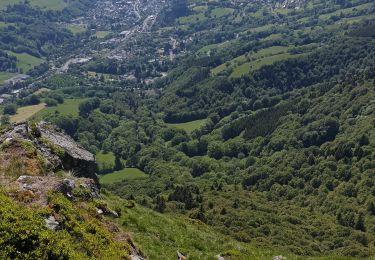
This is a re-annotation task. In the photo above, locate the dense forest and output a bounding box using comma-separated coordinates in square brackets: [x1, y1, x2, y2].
[0, 0, 375, 258]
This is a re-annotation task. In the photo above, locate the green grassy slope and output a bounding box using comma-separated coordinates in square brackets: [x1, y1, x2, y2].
[105, 193, 287, 260]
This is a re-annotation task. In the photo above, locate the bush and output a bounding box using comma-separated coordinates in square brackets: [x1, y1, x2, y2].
[45, 98, 58, 107]
[3, 104, 17, 115]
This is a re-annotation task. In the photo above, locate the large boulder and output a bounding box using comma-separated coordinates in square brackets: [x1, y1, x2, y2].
[38, 122, 97, 181]
[0, 122, 98, 183]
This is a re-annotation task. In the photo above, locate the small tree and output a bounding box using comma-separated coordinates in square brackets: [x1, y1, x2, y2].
[355, 212, 366, 232]
[114, 156, 123, 171]
[0, 115, 10, 125]
[155, 195, 166, 213]
[3, 103, 17, 115]
[45, 98, 58, 107]
[367, 201, 375, 215]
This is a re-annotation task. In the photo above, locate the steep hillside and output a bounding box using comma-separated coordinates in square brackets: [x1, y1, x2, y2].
[0, 0, 374, 258]
[0, 122, 137, 259]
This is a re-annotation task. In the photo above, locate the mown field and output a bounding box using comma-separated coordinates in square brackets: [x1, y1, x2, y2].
[0, 0, 68, 10]
[177, 13, 206, 24]
[210, 8, 233, 18]
[99, 168, 148, 185]
[67, 24, 87, 34]
[0, 22, 15, 28]
[210, 45, 306, 78]
[95, 31, 110, 38]
[32, 98, 85, 120]
[7, 51, 44, 73]
[0, 72, 17, 84]
[96, 152, 116, 172]
[167, 119, 206, 133]
[10, 103, 46, 123]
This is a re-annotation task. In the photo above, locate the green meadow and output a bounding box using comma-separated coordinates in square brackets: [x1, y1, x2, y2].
[99, 168, 148, 185]
[10, 103, 46, 123]
[105, 194, 291, 260]
[177, 13, 206, 24]
[32, 98, 85, 120]
[7, 51, 44, 73]
[212, 46, 291, 75]
[318, 2, 373, 21]
[95, 31, 111, 38]
[96, 152, 116, 172]
[0, 0, 68, 10]
[0, 72, 17, 84]
[211, 8, 234, 18]
[67, 24, 87, 34]
[167, 119, 206, 133]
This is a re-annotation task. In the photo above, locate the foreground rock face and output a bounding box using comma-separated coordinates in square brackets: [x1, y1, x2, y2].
[0, 122, 97, 182]
[38, 123, 97, 180]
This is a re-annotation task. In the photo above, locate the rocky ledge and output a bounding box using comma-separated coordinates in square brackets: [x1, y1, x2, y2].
[0, 122, 97, 182]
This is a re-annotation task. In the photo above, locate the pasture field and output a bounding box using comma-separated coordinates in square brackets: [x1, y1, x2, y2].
[10, 103, 46, 123]
[230, 52, 303, 78]
[68, 24, 86, 34]
[211, 8, 234, 18]
[192, 5, 207, 13]
[99, 168, 148, 185]
[197, 41, 233, 55]
[30, 0, 68, 10]
[96, 152, 116, 172]
[0, 0, 21, 10]
[95, 31, 110, 38]
[177, 13, 206, 24]
[32, 98, 85, 120]
[318, 2, 373, 20]
[7, 52, 44, 73]
[0, 22, 16, 28]
[212, 46, 291, 75]
[167, 119, 206, 133]
[33, 88, 51, 95]
[0, 0, 68, 10]
[0, 72, 17, 84]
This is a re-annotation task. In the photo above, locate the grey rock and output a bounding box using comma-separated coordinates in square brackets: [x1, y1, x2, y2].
[60, 179, 76, 195]
[45, 216, 59, 230]
[0, 122, 98, 183]
[63, 178, 76, 189]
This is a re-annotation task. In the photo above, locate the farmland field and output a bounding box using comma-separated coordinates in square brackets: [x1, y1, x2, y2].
[318, 3, 373, 21]
[96, 152, 116, 172]
[7, 52, 44, 73]
[212, 46, 291, 75]
[0, 22, 16, 28]
[68, 24, 87, 34]
[32, 98, 85, 120]
[177, 13, 206, 24]
[211, 8, 233, 18]
[167, 119, 206, 133]
[0, 0, 68, 10]
[95, 31, 110, 38]
[0, 72, 17, 84]
[230, 52, 303, 78]
[99, 168, 148, 185]
[10, 103, 46, 123]
[33, 88, 51, 95]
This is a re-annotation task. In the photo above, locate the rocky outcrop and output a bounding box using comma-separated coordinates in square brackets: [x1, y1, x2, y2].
[38, 122, 97, 181]
[0, 122, 98, 183]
